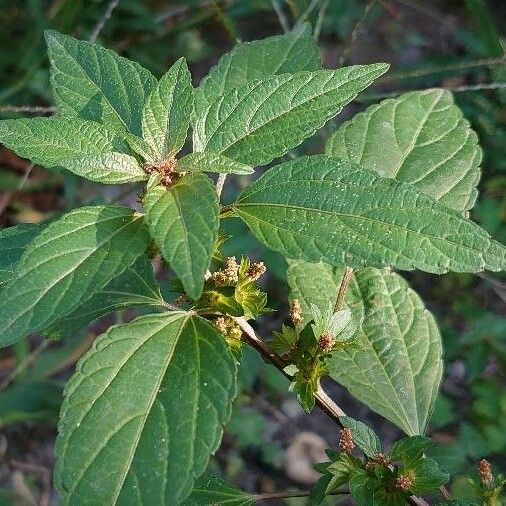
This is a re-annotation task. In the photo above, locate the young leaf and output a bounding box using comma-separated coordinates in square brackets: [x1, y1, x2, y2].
[310, 453, 359, 504]
[0, 117, 146, 183]
[193, 65, 389, 167]
[0, 206, 149, 348]
[390, 436, 436, 466]
[409, 458, 449, 494]
[45, 30, 156, 136]
[234, 155, 506, 274]
[55, 312, 237, 505]
[144, 174, 219, 299]
[142, 57, 193, 161]
[287, 260, 443, 435]
[349, 470, 406, 506]
[184, 474, 254, 505]
[177, 153, 253, 175]
[195, 22, 321, 114]
[0, 222, 44, 284]
[44, 256, 164, 339]
[340, 416, 382, 457]
[326, 89, 481, 214]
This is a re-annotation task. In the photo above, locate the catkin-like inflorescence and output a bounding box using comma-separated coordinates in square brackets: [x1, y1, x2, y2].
[479, 459, 493, 485]
[396, 472, 413, 491]
[338, 428, 355, 453]
[213, 315, 242, 341]
[247, 261, 266, 281]
[290, 299, 303, 326]
[365, 452, 391, 470]
[213, 256, 239, 286]
[144, 157, 179, 186]
[318, 331, 336, 352]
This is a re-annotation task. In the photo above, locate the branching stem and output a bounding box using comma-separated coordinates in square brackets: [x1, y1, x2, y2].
[234, 316, 347, 426]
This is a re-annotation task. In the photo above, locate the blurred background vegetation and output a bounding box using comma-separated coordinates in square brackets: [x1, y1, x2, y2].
[0, 0, 505, 504]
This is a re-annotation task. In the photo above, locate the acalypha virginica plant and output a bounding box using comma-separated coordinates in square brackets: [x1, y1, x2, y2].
[0, 24, 504, 506]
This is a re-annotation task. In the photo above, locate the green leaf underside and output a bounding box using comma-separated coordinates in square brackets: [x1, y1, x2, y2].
[0, 223, 44, 284]
[142, 57, 193, 160]
[176, 153, 253, 175]
[193, 64, 389, 166]
[55, 312, 237, 505]
[45, 256, 163, 339]
[45, 30, 156, 136]
[184, 474, 254, 505]
[326, 89, 481, 214]
[194, 22, 321, 115]
[0, 118, 145, 183]
[0, 206, 149, 348]
[287, 260, 443, 435]
[235, 155, 506, 274]
[144, 174, 219, 299]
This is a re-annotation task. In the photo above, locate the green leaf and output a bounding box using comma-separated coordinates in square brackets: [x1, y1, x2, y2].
[390, 436, 435, 466]
[144, 174, 219, 299]
[0, 205, 149, 348]
[184, 474, 254, 505]
[177, 153, 253, 175]
[409, 457, 449, 494]
[45, 30, 156, 136]
[193, 65, 389, 166]
[44, 256, 164, 339]
[349, 470, 406, 506]
[287, 260, 443, 435]
[340, 416, 381, 457]
[195, 23, 322, 115]
[311, 453, 359, 504]
[142, 57, 193, 161]
[0, 117, 146, 183]
[326, 89, 481, 214]
[55, 312, 237, 505]
[235, 155, 506, 274]
[0, 223, 43, 284]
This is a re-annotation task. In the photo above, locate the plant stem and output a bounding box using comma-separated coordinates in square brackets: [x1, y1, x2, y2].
[334, 266, 354, 312]
[216, 174, 227, 199]
[252, 488, 349, 500]
[233, 316, 346, 426]
[234, 316, 432, 506]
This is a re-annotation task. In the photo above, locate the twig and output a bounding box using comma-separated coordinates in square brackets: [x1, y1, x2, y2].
[18, 162, 34, 190]
[477, 272, 506, 303]
[391, 0, 452, 27]
[359, 81, 506, 102]
[233, 316, 346, 426]
[0, 105, 55, 114]
[314, 0, 330, 42]
[89, 0, 120, 43]
[293, 0, 321, 30]
[382, 56, 506, 82]
[334, 266, 354, 312]
[215, 174, 227, 199]
[0, 341, 49, 391]
[270, 0, 290, 33]
[339, 0, 376, 66]
[10, 460, 51, 506]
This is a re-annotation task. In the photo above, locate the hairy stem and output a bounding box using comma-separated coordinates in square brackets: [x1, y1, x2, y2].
[215, 173, 227, 199]
[334, 266, 354, 312]
[233, 316, 346, 426]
